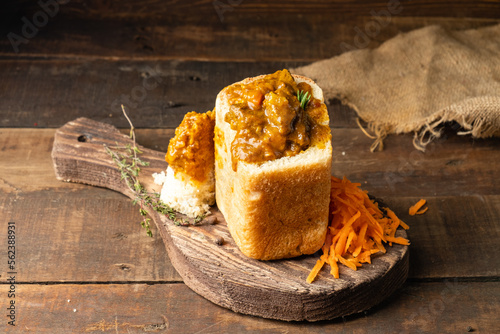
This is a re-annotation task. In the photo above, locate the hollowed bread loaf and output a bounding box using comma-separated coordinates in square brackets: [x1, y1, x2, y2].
[214, 71, 332, 260]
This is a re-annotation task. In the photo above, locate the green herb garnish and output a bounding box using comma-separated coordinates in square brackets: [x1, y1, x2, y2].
[105, 105, 205, 237]
[297, 90, 311, 110]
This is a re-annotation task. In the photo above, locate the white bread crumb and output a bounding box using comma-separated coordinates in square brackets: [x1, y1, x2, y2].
[156, 166, 215, 218]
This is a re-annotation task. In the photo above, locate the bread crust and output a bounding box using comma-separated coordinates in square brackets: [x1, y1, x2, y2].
[215, 73, 332, 260]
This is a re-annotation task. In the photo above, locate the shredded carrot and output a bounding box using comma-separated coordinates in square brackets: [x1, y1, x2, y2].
[306, 257, 326, 284]
[307, 176, 410, 283]
[409, 199, 428, 215]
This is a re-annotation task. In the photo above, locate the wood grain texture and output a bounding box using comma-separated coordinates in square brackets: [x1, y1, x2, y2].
[50, 117, 409, 321]
[383, 196, 500, 279]
[8, 0, 500, 19]
[1, 282, 498, 333]
[2, 127, 500, 197]
[1, 1, 499, 61]
[330, 127, 500, 198]
[0, 60, 357, 128]
[0, 190, 181, 283]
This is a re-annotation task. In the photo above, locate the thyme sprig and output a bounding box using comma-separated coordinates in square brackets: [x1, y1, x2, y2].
[105, 105, 205, 236]
[297, 90, 311, 110]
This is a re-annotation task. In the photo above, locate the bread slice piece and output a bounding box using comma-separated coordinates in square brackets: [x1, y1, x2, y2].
[156, 111, 216, 218]
[214, 71, 332, 260]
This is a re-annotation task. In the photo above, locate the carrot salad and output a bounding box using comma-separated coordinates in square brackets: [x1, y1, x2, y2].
[307, 176, 410, 283]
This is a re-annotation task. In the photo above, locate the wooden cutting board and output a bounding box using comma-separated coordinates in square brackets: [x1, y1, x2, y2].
[51, 117, 409, 322]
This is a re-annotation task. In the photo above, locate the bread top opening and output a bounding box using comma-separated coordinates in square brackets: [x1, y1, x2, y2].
[221, 69, 330, 171]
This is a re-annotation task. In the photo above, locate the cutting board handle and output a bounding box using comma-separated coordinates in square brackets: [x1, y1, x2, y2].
[51, 117, 165, 197]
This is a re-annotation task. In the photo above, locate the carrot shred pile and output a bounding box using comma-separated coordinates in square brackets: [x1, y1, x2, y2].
[306, 176, 410, 283]
[409, 199, 428, 215]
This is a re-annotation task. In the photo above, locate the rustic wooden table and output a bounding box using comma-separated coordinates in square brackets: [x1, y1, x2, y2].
[1, 1, 499, 333]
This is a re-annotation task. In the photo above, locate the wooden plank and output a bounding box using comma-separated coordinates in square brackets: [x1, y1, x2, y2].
[2, 126, 499, 198]
[8, 0, 500, 19]
[0, 128, 81, 193]
[383, 196, 500, 279]
[331, 127, 500, 198]
[1, 126, 499, 199]
[1, 1, 498, 60]
[0, 282, 498, 332]
[4, 57, 500, 134]
[0, 59, 359, 128]
[0, 190, 181, 283]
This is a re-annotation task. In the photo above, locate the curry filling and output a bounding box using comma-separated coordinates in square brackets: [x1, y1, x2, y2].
[224, 69, 328, 171]
[165, 110, 215, 184]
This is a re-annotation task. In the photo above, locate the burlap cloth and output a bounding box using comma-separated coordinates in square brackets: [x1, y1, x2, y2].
[293, 24, 500, 151]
